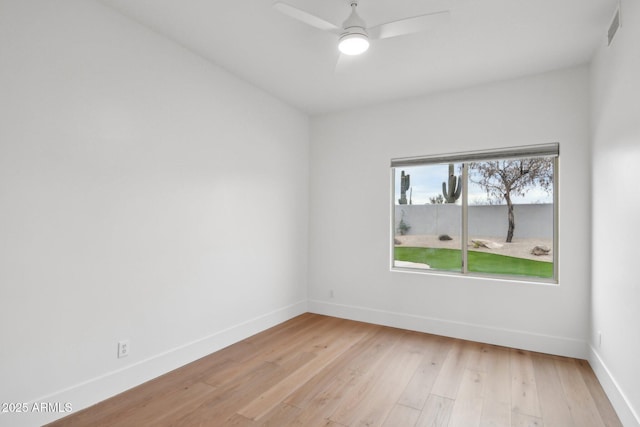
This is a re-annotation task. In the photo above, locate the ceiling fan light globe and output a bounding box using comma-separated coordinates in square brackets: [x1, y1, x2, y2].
[338, 33, 369, 55]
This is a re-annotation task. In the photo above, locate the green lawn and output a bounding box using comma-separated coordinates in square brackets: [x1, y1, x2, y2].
[394, 247, 553, 278]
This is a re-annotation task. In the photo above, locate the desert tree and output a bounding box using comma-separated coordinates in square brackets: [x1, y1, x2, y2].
[468, 158, 553, 243]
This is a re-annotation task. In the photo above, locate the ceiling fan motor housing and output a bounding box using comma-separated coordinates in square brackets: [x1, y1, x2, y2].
[339, 1, 369, 55]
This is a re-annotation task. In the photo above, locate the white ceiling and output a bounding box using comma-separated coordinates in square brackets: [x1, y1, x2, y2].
[100, 0, 616, 115]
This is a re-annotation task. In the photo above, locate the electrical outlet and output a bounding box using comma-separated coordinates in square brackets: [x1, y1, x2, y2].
[330, 289, 334, 298]
[118, 340, 130, 358]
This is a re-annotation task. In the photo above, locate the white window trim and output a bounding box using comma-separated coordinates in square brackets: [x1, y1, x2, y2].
[390, 143, 559, 284]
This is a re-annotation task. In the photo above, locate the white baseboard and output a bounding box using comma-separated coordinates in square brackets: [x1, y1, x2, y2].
[589, 346, 640, 427]
[11, 300, 308, 427]
[308, 299, 588, 359]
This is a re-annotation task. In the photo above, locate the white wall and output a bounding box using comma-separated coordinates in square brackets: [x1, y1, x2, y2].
[309, 66, 591, 358]
[590, 0, 640, 425]
[0, 1, 309, 425]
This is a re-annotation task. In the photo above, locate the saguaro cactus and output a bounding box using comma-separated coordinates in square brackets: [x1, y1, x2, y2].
[398, 171, 410, 205]
[442, 164, 462, 203]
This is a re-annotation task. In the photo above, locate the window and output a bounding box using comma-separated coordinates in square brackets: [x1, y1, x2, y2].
[391, 144, 558, 283]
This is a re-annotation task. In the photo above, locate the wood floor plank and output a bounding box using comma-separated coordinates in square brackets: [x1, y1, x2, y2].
[237, 325, 370, 420]
[256, 402, 302, 426]
[310, 330, 402, 423]
[431, 339, 473, 399]
[220, 313, 322, 370]
[205, 315, 344, 387]
[46, 314, 622, 427]
[575, 359, 623, 427]
[173, 361, 284, 426]
[283, 322, 388, 409]
[225, 413, 256, 427]
[483, 346, 511, 403]
[108, 382, 215, 427]
[289, 375, 352, 427]
[531, 353, 575, 427]
[511, 349, 543, 418]
[511, 412, 544, 427]
[382, 404, 421, 427]
[326, 331, 413, 424]
[175, 353, 316, 426]
[480, 402, 511, 427]
[398, 335, 453, 410]
[466, 342, 497, 373]
[266, 316, 353, 366]
[448, 368, 485, 427]
[555, 359, 606, 427]
[287, 328, 405, 426]
[416, 394, 455, 427]
[328, 331, 425, 426]
[242, 312, 324, 349]
[479, 346, 511, 426]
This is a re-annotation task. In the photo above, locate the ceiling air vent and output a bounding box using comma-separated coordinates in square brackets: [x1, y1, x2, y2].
[608, 7, 620, 46]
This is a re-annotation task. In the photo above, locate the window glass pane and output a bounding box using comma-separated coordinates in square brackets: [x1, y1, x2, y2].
[466, 157, 554, 279]
[393, 163, 463, 273]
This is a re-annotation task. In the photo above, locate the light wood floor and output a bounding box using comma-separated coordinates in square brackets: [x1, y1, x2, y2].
[48, 313, 622, 427]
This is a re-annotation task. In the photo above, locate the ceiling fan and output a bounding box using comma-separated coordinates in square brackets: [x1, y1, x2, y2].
[273, 0, 450, 56]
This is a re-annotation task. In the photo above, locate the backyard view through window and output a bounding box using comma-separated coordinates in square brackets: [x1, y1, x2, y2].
[392, 144, 558, 282]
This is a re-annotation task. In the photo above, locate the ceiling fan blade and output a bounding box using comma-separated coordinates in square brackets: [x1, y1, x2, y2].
[273, 1, 339, 32]
[368, 10, 450, 40]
